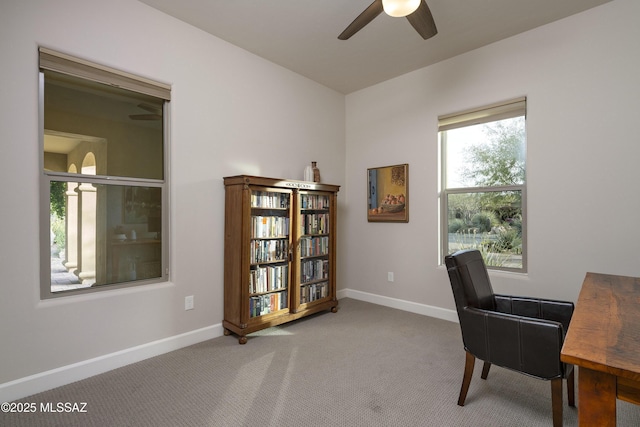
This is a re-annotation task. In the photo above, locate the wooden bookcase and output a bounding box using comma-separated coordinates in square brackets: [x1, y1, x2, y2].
[223, 175, 340, 344]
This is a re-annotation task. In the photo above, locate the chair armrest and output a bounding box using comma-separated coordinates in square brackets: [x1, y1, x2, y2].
[494, 294, 574, 333]
[460, 306, 565, 379]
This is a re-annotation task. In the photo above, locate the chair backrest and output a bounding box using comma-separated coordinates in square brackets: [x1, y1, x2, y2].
[445, 249, 496, 312]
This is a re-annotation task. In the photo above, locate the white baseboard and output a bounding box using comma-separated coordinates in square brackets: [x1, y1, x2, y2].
[0, 324, 223, 403]
[337, 288, 458, 323]
[2, 291, 455, 403]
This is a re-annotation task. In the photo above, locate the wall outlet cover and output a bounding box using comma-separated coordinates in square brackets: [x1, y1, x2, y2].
[185, 295, 194, 310]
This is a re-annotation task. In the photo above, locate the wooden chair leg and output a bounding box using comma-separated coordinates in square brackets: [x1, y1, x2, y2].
[567, 369, 575, 407]
[458, 351, 475, 406]
[551, 378, 563, 427]
[481, 361, 491, 379]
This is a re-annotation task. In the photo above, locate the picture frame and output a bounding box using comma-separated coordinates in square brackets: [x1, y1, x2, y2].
[367, 163, 409, 222]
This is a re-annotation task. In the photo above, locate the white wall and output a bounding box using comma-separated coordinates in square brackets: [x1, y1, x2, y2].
[0, 0, 345, 399]
[343, 0, 640, 311]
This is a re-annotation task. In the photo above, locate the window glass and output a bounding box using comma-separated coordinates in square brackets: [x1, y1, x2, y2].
[446, 190, 522, 269]
[445, 118, 525, 189]
[50, 182, 162, 291]
[43, 70, 164, 180]
[440, 106, 526, 271]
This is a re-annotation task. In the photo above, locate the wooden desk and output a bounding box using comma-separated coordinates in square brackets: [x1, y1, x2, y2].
[561, 272, 640, 426]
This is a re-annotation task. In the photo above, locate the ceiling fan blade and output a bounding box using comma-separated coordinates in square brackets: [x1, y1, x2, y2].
[338, 0, 384, 40]
[129, 114, 161, 121]
[406, 1, 437, 40]
[137, 103, 162, 115]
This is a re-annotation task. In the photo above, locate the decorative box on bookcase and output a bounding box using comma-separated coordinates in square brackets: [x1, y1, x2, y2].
[223, 175, 340, 344]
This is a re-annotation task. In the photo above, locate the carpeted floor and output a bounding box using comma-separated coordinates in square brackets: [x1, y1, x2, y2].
[3, 298, 640, 426]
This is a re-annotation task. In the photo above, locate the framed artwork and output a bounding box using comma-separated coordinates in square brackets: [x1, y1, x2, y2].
[367, 163, 409, 222]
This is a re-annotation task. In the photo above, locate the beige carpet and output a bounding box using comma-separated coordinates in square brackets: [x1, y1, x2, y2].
[3, 298, 640, 426]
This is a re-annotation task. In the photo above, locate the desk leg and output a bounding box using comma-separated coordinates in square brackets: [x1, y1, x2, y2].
[578, 367, 616, 426]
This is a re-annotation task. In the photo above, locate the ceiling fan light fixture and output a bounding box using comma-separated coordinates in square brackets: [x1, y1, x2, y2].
[382, 0, 421, 17]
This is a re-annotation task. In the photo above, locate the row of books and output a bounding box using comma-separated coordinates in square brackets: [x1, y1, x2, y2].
[251, 191, 289, 209]
[250, 239, 289, 264]
[249, 290, 288, 317]
[300, 282, 328, 304]
[300, 258, 329, 284]
[300, 236, 329, 257]
[300, 194, 330, 210]
[300, 213, 329, 235]
[249, 264, 288, 294]
[251, 215, 290, 238]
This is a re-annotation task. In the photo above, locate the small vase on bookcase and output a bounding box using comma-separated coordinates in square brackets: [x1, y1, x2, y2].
[312, 161, 320, 183]
[304, 163, 313, 182]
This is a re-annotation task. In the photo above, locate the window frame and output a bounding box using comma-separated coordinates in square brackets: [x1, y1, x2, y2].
[39, 48, 171, 299]
[439, 97, 527, 273]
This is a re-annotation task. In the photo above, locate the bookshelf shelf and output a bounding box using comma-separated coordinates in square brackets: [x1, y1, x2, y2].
[223, 175, 340, 344]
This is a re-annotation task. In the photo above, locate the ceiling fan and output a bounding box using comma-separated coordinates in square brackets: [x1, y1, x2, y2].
[338, 0, 437, 40]
[129, 103, 162, 121]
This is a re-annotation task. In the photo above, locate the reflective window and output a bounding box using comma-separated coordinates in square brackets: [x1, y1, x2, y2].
[41, 49, 169, 297]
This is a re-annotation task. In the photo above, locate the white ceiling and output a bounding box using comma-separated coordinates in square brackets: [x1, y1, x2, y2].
[138, 0, 612, 94]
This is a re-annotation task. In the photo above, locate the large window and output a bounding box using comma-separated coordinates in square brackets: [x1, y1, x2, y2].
[40, 48, 170, 298]
[439, 98, 526, 271]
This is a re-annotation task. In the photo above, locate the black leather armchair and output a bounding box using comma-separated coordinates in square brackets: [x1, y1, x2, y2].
[445, 249, 575, 427]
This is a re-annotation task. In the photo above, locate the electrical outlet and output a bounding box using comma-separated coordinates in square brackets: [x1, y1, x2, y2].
[185, 295, 194, 310]
[388, 272, 394, 282]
